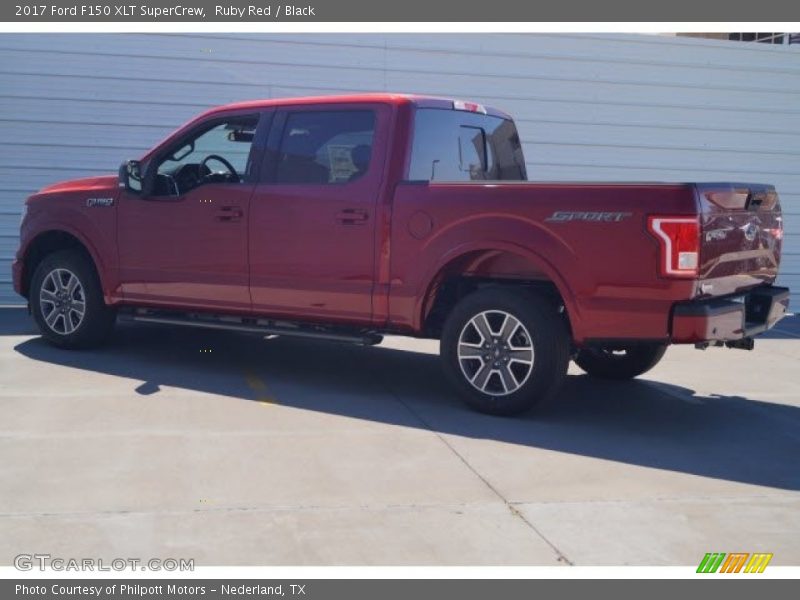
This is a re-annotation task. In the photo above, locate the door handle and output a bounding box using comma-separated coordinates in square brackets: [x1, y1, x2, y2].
[215, 206, 244, 222]
[336, 208, 369, 225]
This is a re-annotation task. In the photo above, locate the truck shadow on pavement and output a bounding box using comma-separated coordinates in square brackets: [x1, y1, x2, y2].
[10, 312, 800, 492]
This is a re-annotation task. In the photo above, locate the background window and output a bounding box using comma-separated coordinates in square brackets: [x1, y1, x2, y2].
[409, 108, 527, 182]
[275, 110, 375, 184]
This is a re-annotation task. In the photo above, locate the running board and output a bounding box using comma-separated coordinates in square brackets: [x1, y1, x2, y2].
[122, 310, 383, 346]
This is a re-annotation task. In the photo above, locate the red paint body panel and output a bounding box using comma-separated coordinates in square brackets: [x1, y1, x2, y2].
[248, 102, 394, 325]
[388, 182, 698, 342]
[117, 182, 253, 312]
[16, 175, 121, 302]
[695, 183, 783, 296]
[13, 94, 789, 346]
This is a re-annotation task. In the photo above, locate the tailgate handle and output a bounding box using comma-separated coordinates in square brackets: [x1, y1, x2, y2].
[745, 193, 763, 209]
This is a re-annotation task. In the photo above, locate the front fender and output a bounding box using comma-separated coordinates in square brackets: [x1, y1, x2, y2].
[20, 203, 118, 302]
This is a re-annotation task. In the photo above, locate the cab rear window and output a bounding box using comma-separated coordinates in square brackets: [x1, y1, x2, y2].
[408, 108, 527, 182]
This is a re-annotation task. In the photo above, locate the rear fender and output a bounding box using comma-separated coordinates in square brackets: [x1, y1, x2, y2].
[414, 235, 582, 337]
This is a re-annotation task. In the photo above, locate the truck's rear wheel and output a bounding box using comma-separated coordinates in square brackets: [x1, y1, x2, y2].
[573, 343, 667, 380]
[30, 249, 115, 349]
[441, 288, 570, 416]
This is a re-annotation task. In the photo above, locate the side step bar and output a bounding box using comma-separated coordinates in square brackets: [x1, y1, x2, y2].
[121, 309, 383, 346]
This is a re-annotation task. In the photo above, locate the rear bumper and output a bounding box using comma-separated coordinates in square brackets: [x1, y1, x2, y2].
[671, 286, 790, 343]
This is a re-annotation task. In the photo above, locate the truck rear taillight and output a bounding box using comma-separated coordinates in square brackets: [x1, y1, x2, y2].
[647, 216, 700, 278]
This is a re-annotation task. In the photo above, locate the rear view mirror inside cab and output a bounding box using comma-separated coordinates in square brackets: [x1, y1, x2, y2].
[227, 128, 255, 143]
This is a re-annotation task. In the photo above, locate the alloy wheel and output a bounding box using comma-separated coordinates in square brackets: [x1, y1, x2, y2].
[39, 268, 86, 335]
[457, 310, 535, 396]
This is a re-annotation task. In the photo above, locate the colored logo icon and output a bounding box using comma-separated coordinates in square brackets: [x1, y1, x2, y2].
[697, 552, 773, 573]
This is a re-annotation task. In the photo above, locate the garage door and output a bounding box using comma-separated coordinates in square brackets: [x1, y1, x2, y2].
[1, 33, 798, 308]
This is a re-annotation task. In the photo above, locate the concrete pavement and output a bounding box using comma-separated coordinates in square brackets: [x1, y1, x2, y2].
[0, 307, 798, 565]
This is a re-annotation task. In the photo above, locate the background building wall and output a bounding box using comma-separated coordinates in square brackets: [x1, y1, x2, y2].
[0, 33, 798, 308]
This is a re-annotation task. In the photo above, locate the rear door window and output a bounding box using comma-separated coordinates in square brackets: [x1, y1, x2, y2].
[274, 110, 376, 184]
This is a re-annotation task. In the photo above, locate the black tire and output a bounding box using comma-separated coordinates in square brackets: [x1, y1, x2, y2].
[30, 249, 116, 349]
[573, 343, 667, 380]
[441, 288, 570, 416]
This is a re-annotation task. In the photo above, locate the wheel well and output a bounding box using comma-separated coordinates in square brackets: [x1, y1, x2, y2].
[21, 231, 94, 298]
[420, 249, 573, 338]
[423, 275, 568, 337]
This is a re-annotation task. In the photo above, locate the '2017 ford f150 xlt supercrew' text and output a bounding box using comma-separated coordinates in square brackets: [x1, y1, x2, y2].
[13, 94, 790, 415]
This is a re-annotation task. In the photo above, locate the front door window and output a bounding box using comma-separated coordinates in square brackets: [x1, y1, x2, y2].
[152, 116, 259, 197]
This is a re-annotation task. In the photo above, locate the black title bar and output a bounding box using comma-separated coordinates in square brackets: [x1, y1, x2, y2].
[3, 0, 800, 22]
[4, 579, 799, 599]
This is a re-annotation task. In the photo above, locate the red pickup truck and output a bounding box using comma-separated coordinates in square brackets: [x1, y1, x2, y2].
[13, 93, 790, 415]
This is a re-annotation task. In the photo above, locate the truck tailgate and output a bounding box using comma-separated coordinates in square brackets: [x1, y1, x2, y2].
[695, 183, 783, 298]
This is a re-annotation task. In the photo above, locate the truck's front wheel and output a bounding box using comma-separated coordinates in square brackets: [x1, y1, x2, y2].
[573, 343, 667, 380]
[30, 249, 116, 349]
[441, 289, 570, 416]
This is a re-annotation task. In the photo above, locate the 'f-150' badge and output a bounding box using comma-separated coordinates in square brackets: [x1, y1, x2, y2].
[545, 211, 632, 223]
[86, 197, 114, 207]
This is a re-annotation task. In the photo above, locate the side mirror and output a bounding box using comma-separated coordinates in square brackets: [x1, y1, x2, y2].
[118, 160, 143, 194]
[119, 159, 156, 197]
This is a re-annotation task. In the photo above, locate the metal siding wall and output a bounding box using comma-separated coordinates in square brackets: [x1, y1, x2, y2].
[0, 33, 798, 307]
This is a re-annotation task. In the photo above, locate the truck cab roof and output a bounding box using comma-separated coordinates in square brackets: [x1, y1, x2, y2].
[206, 93, 513, 120]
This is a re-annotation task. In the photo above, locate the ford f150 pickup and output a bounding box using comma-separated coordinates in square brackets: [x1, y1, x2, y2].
[13, 93, 790, 415]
